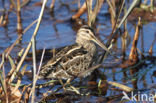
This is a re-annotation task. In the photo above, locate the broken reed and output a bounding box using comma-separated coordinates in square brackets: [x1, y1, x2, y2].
[0, 0, 47, 102]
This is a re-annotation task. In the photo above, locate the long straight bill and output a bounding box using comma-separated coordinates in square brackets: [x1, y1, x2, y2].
[91, 35, 110, 53]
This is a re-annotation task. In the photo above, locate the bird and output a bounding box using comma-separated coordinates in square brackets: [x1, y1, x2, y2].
[38, 25, 111, 81]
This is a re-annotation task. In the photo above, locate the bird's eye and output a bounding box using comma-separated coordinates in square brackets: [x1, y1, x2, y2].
[85, 30, 89, 33]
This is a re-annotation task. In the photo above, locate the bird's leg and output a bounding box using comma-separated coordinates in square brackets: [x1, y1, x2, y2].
[58, 78, 73, 91]
[65, 78, 72, 86]
[66, 78, 81, 94]
[58, 79, 66, 90]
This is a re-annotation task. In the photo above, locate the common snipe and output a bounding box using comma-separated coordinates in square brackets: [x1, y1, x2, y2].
[38, 25, 110, 80]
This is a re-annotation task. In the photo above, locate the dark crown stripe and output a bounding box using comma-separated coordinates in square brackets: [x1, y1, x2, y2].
[81, 25, 95, 34]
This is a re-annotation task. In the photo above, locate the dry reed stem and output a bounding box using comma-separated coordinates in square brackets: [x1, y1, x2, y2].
[150, 0, 154, 12]
[50, 0, 55, 10]
[2, 65, 9, 102]
[0, 15, 3, 25]
[129, 18, 141, 62]
[86, 0, 103, 27]
[100, 0, 139, 63]
[107, 81, 133, 92]
[0, 54, 5, 70]
[4, 20, 37, 82]
[17, 0, 23, 34]
[7, 56, 16, 78]
[31, 35, 37, 103]
[5, 19, 38, 58]
[70, 85, 80, 94]
[8, 0, 47, 84]
[30, 0, 47, 102]
[0, 10, 9, 27]
[121, 7, 128, 57]
[149, 33, 156, 55]
[31, 48, 45, 102]
[72, 2, 86, 19]
[116, 0, 125, 25]
[91, 0, 104, 24]
[128, 18, 142, 89]
[86, 0, 92, 26]
[0, 54, 6, 92]
[107, 0, 116, 19]
[23, 86, 31, 102]
[111, 0, 125, 31]
[118, 0, 138, 28]
[11, 65, 27, 95]
[109, 3, 116, 29]
[10, 0, 30, 9]
[36, 48, 45, 76]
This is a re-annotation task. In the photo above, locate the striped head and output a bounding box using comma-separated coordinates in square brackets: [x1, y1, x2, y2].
[76, 25, 110, 52]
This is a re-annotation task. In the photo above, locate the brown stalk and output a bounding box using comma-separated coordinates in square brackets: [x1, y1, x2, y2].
[149, 33, 156, 56]
[86, 0, 92, 26]
[86, 0, 104, 27]
[0, 15, 3, 25]
[5, 19, 38, 58]
[121, 8, 128, 58]
[0, 9, 9, 27]
[91, 0, 104, 25]
[11, 65, 27, 95]
[3, 12, 9, 27]
[129, 18, 142, 89]
[10, 0, 30, 8]
[107, 81, 133, 92]
[106, 0, 138, 51]
[122, 32, 127, 58]
[50, 0, 55, 10]
[2, 66, 9, 103]
[6, 56, 16, 79]
[107, 0, 116, 28]
[17, 0, 23, 34]
[140, 25, 144, 59]
[129, 18, 142, 63]
[72, 2, 87, 20]
[8, 0, 47, 84]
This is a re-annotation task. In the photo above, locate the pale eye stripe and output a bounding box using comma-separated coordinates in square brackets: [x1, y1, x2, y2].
[80, 27, 94, 33]
[78, 29, 94, 36]
[79, 28, 90, 32]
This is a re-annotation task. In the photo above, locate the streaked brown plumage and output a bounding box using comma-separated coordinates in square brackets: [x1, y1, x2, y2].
[38, 25, 110, 80]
